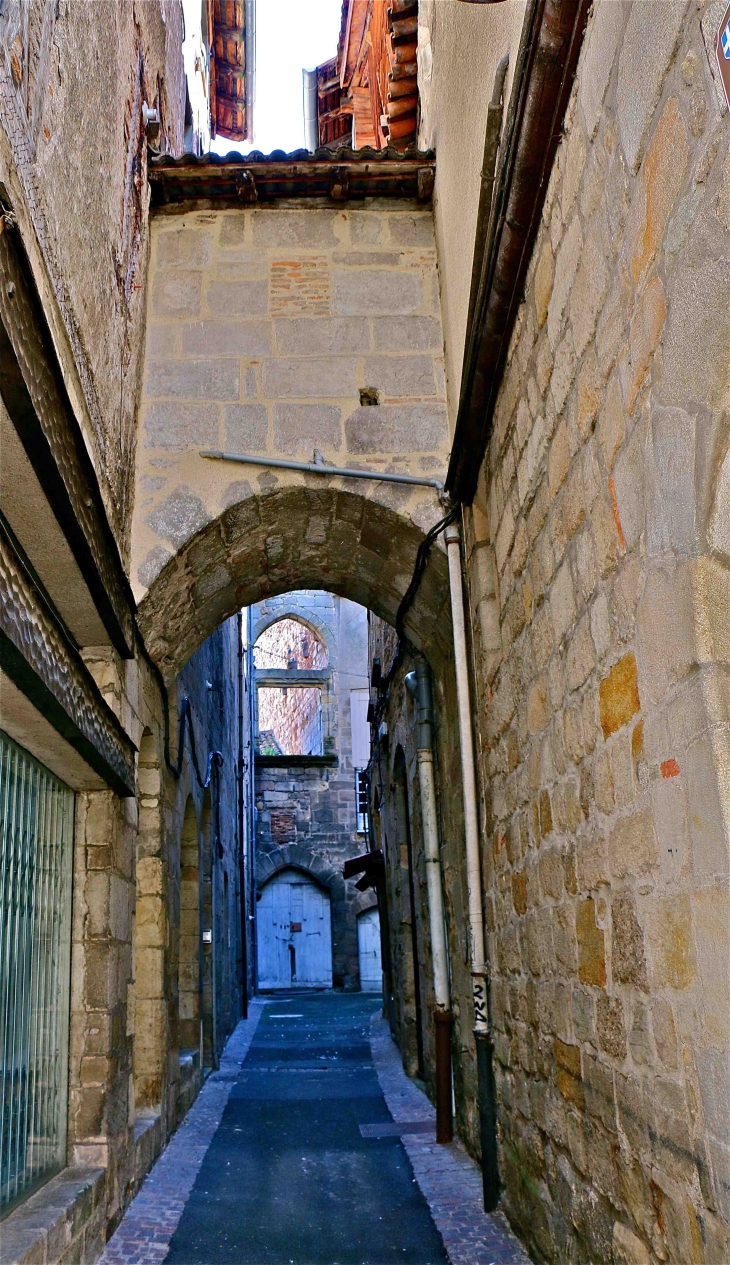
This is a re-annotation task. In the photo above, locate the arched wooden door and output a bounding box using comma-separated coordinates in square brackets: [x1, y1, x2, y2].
[357, 908, 382, 992]
[257, 870, 332, 989]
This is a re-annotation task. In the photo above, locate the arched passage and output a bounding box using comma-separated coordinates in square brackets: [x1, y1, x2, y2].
[135, 487, 452, 684]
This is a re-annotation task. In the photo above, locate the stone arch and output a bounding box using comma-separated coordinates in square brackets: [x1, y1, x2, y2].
[351, 888, 378, 917]
[255, 843, 346, 904]
[251, 601, 336, 669]
[136, 487, 452, 682]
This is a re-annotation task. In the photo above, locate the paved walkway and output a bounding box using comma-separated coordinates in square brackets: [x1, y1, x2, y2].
[101, 995, 531, 1265]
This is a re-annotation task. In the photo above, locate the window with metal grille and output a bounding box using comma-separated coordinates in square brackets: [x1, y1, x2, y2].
[355, 769, 369, 835]
[0, 731, 74, 1216]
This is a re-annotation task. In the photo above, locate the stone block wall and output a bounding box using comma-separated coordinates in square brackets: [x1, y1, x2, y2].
[0, 0, 185, 548]
[37, 615, 246, 1256]
[460, 2, 730, 1261]
[132, 202, 449, 601]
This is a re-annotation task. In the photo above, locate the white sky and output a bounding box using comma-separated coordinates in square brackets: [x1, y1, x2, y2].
[211, 0, 343, 156]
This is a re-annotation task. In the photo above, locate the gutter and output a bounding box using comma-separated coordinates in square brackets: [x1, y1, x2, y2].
[446, 0, 592, 503]
[200, 449, 445, 500]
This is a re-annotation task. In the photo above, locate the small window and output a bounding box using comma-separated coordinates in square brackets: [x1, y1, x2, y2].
[355, 768, 369, 835]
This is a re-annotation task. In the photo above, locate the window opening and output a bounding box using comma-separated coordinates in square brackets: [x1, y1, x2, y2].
[254, 618, 328, 756]
[0, 730, 74, 1216]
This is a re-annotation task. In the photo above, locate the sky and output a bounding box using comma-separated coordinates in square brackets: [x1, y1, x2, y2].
[212, 0, 343, 156]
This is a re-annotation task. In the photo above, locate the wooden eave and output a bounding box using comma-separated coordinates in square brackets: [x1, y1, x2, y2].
[148, 148, 436, 206]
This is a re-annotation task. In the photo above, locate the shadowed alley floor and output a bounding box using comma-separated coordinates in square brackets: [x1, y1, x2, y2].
[101, 995, 529, 1265]
[165, 994, 446, 1264]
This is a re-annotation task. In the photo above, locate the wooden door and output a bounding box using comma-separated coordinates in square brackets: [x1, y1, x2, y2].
[358, 908, 382, 991]
[257, 870, 332, 989]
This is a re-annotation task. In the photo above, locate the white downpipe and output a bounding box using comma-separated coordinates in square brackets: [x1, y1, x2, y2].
[417, 748, 450, 1010]
[445, 523, 489, 1032]
[406, 661, 450, 1011]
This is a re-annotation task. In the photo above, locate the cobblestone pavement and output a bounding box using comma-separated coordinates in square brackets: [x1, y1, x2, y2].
[99, 1002, 266, 1265]
[370, 1013, 531, 1265]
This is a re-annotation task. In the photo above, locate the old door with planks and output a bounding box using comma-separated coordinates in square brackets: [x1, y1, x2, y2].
[357, 907, 382, 992]
[257, 869, 333, 989]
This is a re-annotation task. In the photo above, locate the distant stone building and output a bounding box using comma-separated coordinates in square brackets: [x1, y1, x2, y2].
[250, 591, 375, 992]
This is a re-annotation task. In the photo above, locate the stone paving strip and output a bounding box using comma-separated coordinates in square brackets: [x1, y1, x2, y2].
[370, 1013, 532, 1265]
[99, 1002, 267, 1265]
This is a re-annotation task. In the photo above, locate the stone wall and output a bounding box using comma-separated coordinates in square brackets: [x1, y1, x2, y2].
[252, 591, 370, 990]
[460, 2, 730, 1260]
[132, 201, 449, 603]
[62, 617, 245, 1249]
[0, 0, 185, 551]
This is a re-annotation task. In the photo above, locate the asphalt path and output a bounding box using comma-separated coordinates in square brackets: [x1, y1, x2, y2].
[164, 992, 449, 1265]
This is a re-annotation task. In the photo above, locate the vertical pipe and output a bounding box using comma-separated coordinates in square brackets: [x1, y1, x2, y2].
[444, 521, 499, 1208]
[302, 68, 319, 151]
[237, 611, 249, 1020]
[401, 776, 425, 1081]
[408, 659, 453, 1143]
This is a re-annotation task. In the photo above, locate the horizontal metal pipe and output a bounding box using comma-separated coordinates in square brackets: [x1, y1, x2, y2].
[200, 449, 444, 495]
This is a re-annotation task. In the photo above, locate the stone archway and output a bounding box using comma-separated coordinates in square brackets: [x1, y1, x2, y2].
[255, 843, 344, 902]
[136, 486, 452, 682]
[251, 599, 336, 668]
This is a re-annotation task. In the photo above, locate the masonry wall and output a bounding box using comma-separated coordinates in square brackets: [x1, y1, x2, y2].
[65, 619, 244, 1242]
[459, 3, 730, 1262]
[253, 591, 370, 990]
[0, 0, 185, 551]
[132, 201, 449, 602]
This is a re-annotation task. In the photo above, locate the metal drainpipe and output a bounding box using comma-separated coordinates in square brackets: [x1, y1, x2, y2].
[405, 658, 453, 1143]
[302, 69, 318, 152]
[444, 521, 499, 1211]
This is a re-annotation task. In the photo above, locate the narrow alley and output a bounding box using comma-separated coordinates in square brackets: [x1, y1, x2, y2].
[2, 0, 730, 1263]
[100, 995, 528, 1265]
